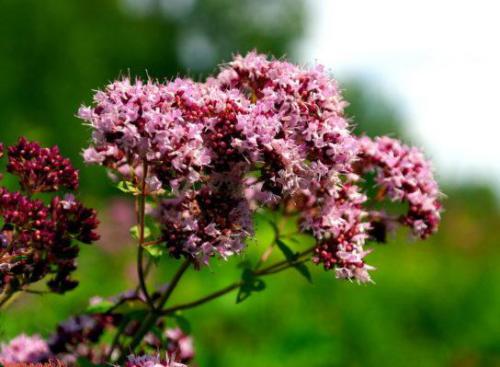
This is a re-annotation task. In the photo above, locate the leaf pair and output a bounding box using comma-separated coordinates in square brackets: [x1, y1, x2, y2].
[236, 267, 266, 304]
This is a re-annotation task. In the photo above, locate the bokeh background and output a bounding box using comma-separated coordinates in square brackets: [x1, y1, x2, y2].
[1, 1, 499, 366]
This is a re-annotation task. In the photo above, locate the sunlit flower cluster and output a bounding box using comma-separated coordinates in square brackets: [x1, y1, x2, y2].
[78, 52, 441, 282]
[358, 136, 441, 238]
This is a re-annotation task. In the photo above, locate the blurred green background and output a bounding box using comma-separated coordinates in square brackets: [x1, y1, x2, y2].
[1, 1, 500, 366]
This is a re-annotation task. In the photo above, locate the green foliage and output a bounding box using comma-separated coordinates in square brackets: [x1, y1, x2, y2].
[144, 244, 165, 260]
[117, 181, 139, 195]
[236, 266, 266, 304]
[130, 225, 151, 240]
[172, 313, 192, 334]
[1, 1, 500, 366]
[276, 239, 312, 283]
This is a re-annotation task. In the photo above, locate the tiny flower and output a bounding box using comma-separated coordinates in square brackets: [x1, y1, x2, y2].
[0, 140, 99, 294]
[125, 354, 186, 367]
[0, 334, 52, 364]
[7, 137, 79, 193]
[358, 136, 442, 239]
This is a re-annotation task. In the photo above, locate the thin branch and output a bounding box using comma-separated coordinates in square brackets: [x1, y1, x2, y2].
[0, 291, 16, 309]
[254, 247, 314, 275]
[161, 282, 243, 315]
[142, 239, 164, 247]
[106, 316, 129, 360]
[137, 162, 155, 310]
[116, 259, 191, 363]
[160, 247, 315, 316]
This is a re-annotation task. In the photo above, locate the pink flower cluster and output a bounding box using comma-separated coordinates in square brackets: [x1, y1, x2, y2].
[0, 333, 188, 367]
[359, 136, 441, 239]
[126, 355, 186, 367]
[78, 52, 442, 282]
[0, 334, 52, 364]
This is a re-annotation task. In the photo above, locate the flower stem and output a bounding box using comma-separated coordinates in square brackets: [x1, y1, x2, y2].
[137, 162, 155, 310]
[0, 291, 17, 310]
[160, 247, 315, 316]
[116, 259, 191, 363]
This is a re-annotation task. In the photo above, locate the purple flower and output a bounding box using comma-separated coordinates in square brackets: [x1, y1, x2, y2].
[165, 328, 195, 362]
[0, 334, 52, 364]
[358, 136, 442, 239]
[78, 52, 442, 281]
[125, 354, 186, 367]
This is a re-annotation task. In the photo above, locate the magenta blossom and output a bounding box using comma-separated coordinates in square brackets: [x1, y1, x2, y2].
[125, 354, 186, 367]
[78, 52, 442, 283]
[0, 334, 52, 364]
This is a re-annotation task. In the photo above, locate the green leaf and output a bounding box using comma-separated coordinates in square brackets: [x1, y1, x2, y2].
[149, 325, 167, 343]
[276, 239, 312, 283]
[86, 300, 115, 314]
[144, 244, 165, 259]
[173, 313, 192, 333]
[116, 180, 139, 195]
[294, 262, 312, 283]
[238, 259, 253, 269]
[236, 267, 266, 304]
[130, 225, 151, 240]
[276, 239, 297, 261]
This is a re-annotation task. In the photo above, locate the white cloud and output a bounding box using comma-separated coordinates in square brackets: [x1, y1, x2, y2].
[298, 0, 500, 188]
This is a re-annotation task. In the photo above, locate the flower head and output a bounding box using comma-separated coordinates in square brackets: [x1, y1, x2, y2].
[7, 137, 79, 193]
[358, 136, 442, 239]
[0, 334, 52, 364]
[125, 354, 186, 367]
[78, 52, 442, 281]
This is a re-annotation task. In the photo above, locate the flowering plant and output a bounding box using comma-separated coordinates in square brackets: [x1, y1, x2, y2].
[0, 52, 442, 366]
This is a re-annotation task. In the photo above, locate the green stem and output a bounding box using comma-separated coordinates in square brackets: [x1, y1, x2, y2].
[160, 247, 315, 316]
[116, 259, 191, 363]
[0, 291, 16, 310]
[137, 162, 155, 309]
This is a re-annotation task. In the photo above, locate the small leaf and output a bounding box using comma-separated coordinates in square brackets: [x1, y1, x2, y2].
[130, 225, 151, 240]
[277, 239, 312, 283]
[86, 300, 115, 314]
[150, 325, 167, 344]
[116, 180, 138, 194]
[237, 260, 253, 269]
[294, 262, 313, 283]
[236, 268, 266, 304]
[173, 313, 192, 333]
[144, 244, 165, 259]
[236, 282, 253, 304]
[276, 239, 299, 262]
